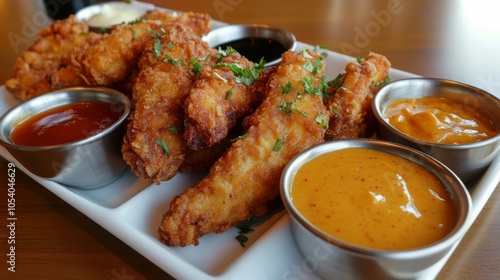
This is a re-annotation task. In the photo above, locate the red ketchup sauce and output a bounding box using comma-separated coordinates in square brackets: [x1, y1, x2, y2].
[11, 101, 122, 146]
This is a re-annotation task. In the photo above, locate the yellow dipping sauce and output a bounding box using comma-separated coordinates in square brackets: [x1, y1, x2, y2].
[384, 96, 498, 144]
[291, 148, 456, 250]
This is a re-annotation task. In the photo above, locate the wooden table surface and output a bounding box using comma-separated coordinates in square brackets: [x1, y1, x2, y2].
[1, 0, 499, 279]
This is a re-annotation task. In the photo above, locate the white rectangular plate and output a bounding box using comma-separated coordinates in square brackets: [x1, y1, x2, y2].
[1, 43, 499, 279]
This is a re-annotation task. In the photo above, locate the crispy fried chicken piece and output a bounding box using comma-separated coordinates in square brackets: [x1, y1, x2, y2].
[143, 10, 212, 36]
[183, 51, 275, 150]
[122, 23, 212, 184]
[5, 15, 96, 100]
[77, 11, 211, 86]
[50, 32, 103, 90]
[159, 50, 329, 246]
[325, 52, 391, 140]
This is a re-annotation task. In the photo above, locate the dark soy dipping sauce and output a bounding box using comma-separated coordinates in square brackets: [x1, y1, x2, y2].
[216, 37, 287, 64]
[11, 101, 122, 146]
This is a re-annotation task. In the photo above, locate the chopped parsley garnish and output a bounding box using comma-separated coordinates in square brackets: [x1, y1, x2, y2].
[128, 18, 143, 25]
[225, 88, 234, 100]
[303, 57, 323, 74]
[163, 54, 181, 66]
[153, 39, 162, 59]
[356, 57, 363, 64]
[281, 81, 293, 94]
[215, 61, 264, 86]
[132, 28, 137, 39]
[235, 219, 257, 247]
[168, 126, 179, 134]
[301, 48, 313, 59]
[278, 100, 307, 117]
[190, 56, 210, 76]
[152, 28, 166, 39]
[299, 77, 322, 96]
[327, 73, 345, 89]
[315, 115, 328, 129]
[216, 46, 238, 60]
[273, 138, 283, 152]
[314, 45, 329, 58]
[372, 75, 391, 87]
[155, 139, 170, 155]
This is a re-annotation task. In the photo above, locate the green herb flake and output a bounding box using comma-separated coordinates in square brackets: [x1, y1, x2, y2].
[281, 81, 293, 94]
[315, 115, 328, 129]
[278, 101, 295, 116]
[215, 62, 264, 86]
[372, 75, 391, 87]
[132, 28, 137, 39]
[328, 73, 345, 89]
[128, 18, 143, 25]
[216, 46, 238, 60]
[273, 138, 283, 152]
[356, 57, 363, 64]
[155, 139, 170, 155]
[301, 48, 313, 59]
[302, 61, 314, 72]
[314, 45, 329, 58]
[168, 126, 179, 134]
[278, 100, 308, 117]
[235, 219, 257, 247]
[225, 88, 234, 100]
[153, 39, 162, 59]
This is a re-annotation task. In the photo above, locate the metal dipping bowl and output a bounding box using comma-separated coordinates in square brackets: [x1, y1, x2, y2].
[0, 87, 131, 189]
[75, 1, 156, 33]
[203, 24, 297, 67]
[372, 78, 500, 183]
[280, 139, 473, 280]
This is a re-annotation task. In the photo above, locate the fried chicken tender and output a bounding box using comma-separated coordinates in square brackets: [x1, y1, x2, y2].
[325, 52, 391, 140]
[5, 15, 97, 100]
[50, 32, 103, 90]
[143, 10, 212, 36]
[184, 51, 275, 150]
[159, 50, 329, 246]
[77, 11, 211, 86]
[122, 23, 212, 184]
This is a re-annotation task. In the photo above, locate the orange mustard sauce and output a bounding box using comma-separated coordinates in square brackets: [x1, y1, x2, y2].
[291, 148, 456, 250]
[384, 97, 498, 144]
[11, 102, 122, 146]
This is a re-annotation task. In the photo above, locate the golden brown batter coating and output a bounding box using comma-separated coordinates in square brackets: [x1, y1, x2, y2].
[183, 50, 274, 150]
[325, 52, 391, 140]
[76, 11, 211, 86]
[159, 50, 329, 246]
[122, 23, 212, 184]
[5, 15, 96, 100]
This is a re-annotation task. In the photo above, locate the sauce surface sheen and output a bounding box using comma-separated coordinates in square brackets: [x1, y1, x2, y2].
[216, 37, 286, 64]
[291, 147, 456, 250]
[384, 96, 498, 144]
[12, 101, 122, 146]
